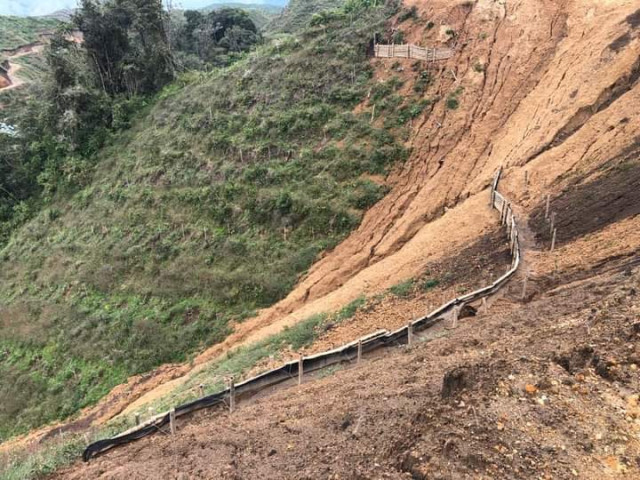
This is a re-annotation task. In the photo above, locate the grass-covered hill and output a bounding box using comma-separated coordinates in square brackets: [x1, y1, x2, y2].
[0, 0, 419, 441]
[267, 0, 344, 33]
[0, 16, 60, 50]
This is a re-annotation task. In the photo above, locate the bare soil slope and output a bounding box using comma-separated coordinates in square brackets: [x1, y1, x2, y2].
[184, 0, 640, 360]
[119, 0, 640, 414]
[5, 0, 639, 468]
[51, 260, 640, 479]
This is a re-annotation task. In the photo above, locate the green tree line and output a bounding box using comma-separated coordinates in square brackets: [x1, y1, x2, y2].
[0, 0, 261, 246]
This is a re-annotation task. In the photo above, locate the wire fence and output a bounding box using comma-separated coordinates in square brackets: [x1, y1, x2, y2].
[83, 168, 520, 461]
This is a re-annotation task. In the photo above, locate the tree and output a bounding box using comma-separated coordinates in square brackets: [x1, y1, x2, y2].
[175, 8, 260, 64]
[75, 0, 176, 96]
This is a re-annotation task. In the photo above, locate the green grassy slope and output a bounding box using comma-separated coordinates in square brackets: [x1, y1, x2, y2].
[0, 1, 412, 440]
[266, 0, 345, 32]
[0, 16, 60, 50]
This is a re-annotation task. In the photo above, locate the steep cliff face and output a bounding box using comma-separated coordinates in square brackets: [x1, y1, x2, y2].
[197, 0, 639, 352]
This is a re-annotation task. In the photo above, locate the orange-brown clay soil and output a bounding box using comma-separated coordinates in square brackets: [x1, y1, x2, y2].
[6, 0, 640, 468]
[50, 264, 640, 479]
[115, 0, 640, 417]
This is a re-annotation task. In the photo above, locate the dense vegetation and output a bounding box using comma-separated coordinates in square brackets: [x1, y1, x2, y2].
[200, 2, 284, 30]
[268, 0, 344, 32]
[170, 7, 261, 69]
[0, 16, 60, 50]
[0, 0, 412, 440]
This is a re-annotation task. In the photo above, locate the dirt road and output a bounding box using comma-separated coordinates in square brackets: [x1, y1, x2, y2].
[1, 43, 45, 91]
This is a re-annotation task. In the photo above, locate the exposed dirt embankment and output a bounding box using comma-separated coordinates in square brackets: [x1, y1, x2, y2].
[188, 0, 640, 362]
[7, 0, 640, 456]
[50, 266, 640, 479]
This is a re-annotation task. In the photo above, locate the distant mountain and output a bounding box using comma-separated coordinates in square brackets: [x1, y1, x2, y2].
[1, 1, 289, 18]
[44, 8, 75, 21]
[201, 2, 285, 14]
[203, 0, 287, 6]
[0, 1, 76, 17]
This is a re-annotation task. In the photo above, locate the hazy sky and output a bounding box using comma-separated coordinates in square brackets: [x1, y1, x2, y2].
[0, 0, 281, 16]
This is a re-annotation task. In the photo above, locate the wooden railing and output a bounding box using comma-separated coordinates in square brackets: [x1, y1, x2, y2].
[374, 43, 454, 61]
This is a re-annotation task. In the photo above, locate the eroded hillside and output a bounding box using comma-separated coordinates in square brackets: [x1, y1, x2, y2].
[117, 0, 639, 412]
[1, 0, 639, 478]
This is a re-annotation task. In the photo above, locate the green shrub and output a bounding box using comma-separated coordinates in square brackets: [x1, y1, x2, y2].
[391, 29, 405, 44]
[413, 70, 431, 94]
[398, 6, 418, 23]
[446, 97, 460, 110]
[446, 86, 464, 110]
[388, 278, 415, 297]
[336, 295, 366, 321]
[421, 278, 440, 291]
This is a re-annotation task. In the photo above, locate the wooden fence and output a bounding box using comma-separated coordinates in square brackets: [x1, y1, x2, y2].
[374, 43, 454, 61]
[82, 168, 520, 461]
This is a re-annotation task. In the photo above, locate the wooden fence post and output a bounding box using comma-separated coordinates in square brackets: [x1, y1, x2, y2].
[407, 321, 414, 346]
[298, 354, 304, 386]
[169, 408, 176, 435]
[357, 338, 362, 363]
[199, 384, 205, 397]
[135, 413, 140, 426]
[521, 271, 528, 300]
[451, 306, 459, 329]
[545, 194, 551, 219]
[551, 228, 557, 251]
[229, 376, 235, 413]
[482, 296, 488, 313]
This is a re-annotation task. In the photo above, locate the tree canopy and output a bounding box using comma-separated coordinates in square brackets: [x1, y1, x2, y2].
[174, 8, 260, 66]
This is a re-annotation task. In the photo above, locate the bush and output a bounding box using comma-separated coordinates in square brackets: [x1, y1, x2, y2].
[398, 6, 418, 23]
[421, 278, 440, 291]
[388, 279, 415, 297]
[446, 86, 464, 110]
[413, 70, 431, 94]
